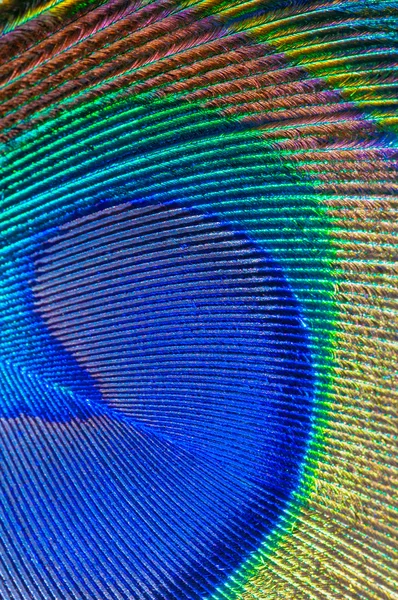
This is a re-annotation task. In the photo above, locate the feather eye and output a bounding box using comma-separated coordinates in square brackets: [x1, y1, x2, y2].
[0, 1, 396, 599]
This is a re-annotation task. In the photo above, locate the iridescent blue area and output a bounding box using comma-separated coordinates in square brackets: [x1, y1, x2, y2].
[0, 255, 105, 420]
[0, 97, 322, 598]
[0, 198, 314, 598]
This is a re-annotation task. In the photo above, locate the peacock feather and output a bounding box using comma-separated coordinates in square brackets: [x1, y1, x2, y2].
[0, 0, 396, 598]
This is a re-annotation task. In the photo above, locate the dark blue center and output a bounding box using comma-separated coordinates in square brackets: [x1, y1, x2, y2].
[0, 200, 314, 598]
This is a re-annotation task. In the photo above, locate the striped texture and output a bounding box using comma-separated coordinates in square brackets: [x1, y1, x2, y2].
[0, 0, 397, 598]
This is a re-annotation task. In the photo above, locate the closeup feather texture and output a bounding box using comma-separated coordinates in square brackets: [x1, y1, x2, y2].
[0, 0, 397, 598]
